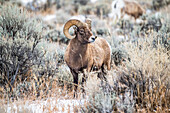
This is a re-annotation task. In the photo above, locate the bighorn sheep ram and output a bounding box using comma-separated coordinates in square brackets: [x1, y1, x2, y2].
[110, 0, 145, 22]
[63, 19, 111, 91]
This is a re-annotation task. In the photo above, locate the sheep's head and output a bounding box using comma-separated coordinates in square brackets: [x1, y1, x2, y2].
[63, 19, 97, 44]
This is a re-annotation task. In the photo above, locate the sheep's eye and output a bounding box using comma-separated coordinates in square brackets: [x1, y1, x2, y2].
[79, 29, 84, 34]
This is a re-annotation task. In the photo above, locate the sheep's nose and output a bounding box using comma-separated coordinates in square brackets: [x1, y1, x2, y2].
[92, 36, 97, 40]
[89, 36, 97, 43]
[91, 36, 95, 41]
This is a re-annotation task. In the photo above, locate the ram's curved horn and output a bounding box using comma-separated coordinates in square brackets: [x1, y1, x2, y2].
[63, 19, 85, 39]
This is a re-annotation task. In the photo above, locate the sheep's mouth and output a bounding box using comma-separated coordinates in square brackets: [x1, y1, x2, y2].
[88, 36, 97, 43]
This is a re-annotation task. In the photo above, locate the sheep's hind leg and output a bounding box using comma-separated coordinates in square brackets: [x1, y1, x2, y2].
[97, 64, 107, 81]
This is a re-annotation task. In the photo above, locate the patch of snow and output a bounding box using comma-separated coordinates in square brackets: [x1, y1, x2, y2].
[6, 98, 86, 113]
[136, 19, 144, 24]
[146, 9, 152, 15]
[117, 35, 128, 41]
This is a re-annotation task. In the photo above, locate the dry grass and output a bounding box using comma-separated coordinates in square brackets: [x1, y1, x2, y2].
[122, 32, 170, 112]
[0, 77, 87, 113]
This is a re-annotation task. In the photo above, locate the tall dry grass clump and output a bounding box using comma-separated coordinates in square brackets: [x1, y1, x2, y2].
[122, 32, 170, 112]
[117, 32, 169, 112]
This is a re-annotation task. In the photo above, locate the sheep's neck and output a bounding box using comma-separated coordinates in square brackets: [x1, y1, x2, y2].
[70, 38, 88, 55]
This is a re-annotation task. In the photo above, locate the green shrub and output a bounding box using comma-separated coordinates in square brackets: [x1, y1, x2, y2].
[74, 0, 89, 5]
[34, 41, 65, 78]
[0, 5, 42, 40]
[0, 37, 43, 94]
[0, 0, 10, 4]
[81, 75, 117, 112]
[112, 47, 127, 66]
[56, 65, 73, 88]
[0, 5, 43, 91]
[45, 29, 59, 42]
[152, 0, 170, 10]
[139, 14, 170, 50]
[96, 28, 110, 36]
[140, 15, 162, 34]
[35, 41, 73, 89]
[108, 35, 128, 66]
[44, 29, 70, 44]
[117, 19, 134, 35]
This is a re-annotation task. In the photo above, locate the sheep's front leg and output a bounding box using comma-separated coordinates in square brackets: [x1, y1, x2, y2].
[81, 72, 88, 93]
[70, 69, 78, 92]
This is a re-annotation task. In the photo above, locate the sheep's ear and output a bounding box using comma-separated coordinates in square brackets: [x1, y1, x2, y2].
[73, 26, 77, 31]
[85, 18, 92, 31]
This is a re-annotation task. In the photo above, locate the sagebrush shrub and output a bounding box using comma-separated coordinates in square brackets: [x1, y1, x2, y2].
[82, 75, 117, 113]
[152, 0, 170, 10]
[0, 5, 42, 40]
[0, 36, 43, 90]
[0, 5, 43, 91]
[74, 0, 89, 5]
[44, 29, 70, 44]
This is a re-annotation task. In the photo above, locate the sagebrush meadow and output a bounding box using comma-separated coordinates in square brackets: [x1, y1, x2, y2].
[0, 0, 169, 113]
